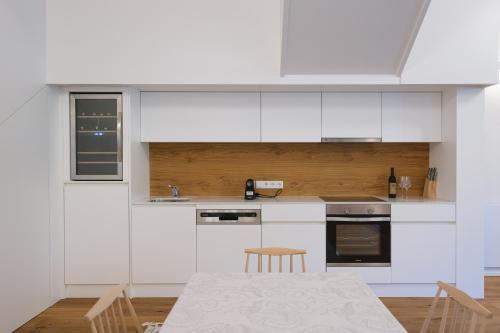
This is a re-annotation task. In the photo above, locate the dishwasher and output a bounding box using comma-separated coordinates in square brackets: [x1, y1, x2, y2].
[196, 209, 261, 273]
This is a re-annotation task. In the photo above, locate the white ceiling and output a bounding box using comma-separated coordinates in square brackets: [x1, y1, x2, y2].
[281, 0, 430, 75]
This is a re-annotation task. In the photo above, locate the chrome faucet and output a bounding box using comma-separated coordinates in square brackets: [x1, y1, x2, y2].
[168, 184, 179, 198]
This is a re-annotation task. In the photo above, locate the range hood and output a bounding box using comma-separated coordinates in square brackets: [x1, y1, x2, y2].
[321, 138, 382, 143]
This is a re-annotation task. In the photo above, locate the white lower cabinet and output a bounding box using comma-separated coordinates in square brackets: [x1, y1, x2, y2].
[197, 225, 261, 273]
[262, 223, 326, 272]
[132, 205, 196, 284]
[64, 183, 129, 284]
[391, 222, 456, 283]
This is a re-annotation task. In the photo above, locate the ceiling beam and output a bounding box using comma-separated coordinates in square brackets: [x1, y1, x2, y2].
[395, 0, 432, 76]
[280, 0, 291, 77]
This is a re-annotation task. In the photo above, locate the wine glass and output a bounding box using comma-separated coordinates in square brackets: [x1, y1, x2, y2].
[399, 176, 407, 199]
[399, 176, 412, 199]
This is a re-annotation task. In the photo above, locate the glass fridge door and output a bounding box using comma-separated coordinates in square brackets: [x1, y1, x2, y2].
[70, 93, 123, 180]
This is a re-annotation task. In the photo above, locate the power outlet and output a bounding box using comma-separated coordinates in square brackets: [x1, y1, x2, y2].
[255, 180, 284, 189]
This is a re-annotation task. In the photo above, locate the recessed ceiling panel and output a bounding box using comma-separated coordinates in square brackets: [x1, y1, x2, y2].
[282, 0, 429, 75]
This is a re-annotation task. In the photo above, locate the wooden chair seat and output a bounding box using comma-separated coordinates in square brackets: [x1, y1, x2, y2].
[420, 281, 494, 333]
[244, 247, 307, 273]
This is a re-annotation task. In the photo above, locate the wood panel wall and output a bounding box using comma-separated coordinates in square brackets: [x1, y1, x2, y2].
[150, 143, 429, 197]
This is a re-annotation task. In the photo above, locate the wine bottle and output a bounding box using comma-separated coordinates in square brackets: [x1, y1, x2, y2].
[388, 167, 397, 198]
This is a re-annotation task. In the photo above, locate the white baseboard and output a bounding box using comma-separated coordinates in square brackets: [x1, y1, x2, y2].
[131, 284, 185, 297]
[370, 283, 444, 297]
[65, 284, 121, 298]
[65, 282, 455, 298]
[485, 267, 500, 276]
[64, 284, 185, 298]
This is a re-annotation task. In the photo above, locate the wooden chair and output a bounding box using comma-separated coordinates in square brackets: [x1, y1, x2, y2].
[420, 281, 493, 333]
[84, 284, 160, 333]
[244, 247, 307, 272]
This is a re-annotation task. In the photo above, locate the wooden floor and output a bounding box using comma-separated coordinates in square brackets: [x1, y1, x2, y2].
[14, 277, 500, 333]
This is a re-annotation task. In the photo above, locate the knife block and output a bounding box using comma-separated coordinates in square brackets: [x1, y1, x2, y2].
[423, 179, 437, 200]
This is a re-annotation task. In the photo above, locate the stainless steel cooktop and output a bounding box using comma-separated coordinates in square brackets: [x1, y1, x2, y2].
[320, 196, 387, 203]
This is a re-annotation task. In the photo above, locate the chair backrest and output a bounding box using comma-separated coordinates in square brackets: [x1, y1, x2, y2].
[84, 284, 143, 333]
[420, 281, 493, 333]
[244, 247, 307, 272]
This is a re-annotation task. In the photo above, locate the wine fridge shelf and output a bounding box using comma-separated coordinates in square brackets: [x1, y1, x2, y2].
[77, 161, 119, 164]
[76, 130, 117, 133]
[76, 115, 117, 118]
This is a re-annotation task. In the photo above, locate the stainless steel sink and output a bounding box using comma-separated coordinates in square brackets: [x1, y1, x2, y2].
[149, 197, 191, 203]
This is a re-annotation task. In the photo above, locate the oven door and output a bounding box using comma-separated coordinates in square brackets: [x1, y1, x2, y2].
[326, 216, 391, 267]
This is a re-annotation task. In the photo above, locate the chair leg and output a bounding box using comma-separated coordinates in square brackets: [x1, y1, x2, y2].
[438, 296, 450, 333]
[268, 255, 272, 272]
[123, 290, 144, 333]
[301, 254, 306, 272]
[420, 287, 442, 333]
[258, 254, 262, 273]
[290, 255, 293, 272]
[469, 313, 478, 333]
[279, 255, 283, 273]
[244, 253, 250, 273]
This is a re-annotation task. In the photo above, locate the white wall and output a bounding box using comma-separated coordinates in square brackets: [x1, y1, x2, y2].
[46, 0, 499, 85]
[484, 75, 500, 270]
[0, 1, 53, 332]
[46, 0, 282, 85]
[429, 88, 456, 201]
[401, 0, 499, 84]
[0, 0, 46, 123]
[129, 88, 149, 201]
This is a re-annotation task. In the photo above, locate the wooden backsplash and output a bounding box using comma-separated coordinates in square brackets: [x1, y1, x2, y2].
[150, 143, 429, 197]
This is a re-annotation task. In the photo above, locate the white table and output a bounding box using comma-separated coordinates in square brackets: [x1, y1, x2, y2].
[160, 272, 407, 333]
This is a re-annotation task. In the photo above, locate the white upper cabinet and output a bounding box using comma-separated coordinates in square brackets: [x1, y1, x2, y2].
[321, 93, 382, 139]
[382, 92, 442, 142]
[261, 93, 321, 142]
[141, 92, 260, 142]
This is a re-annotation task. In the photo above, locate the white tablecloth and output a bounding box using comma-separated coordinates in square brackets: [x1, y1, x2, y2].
[160, 272, 407, 333]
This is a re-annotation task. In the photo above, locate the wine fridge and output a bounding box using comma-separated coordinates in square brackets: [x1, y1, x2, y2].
[70, 93, 123, 180]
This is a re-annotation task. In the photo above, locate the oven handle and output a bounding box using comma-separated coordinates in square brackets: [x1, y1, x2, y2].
[327, 217, 391, 222]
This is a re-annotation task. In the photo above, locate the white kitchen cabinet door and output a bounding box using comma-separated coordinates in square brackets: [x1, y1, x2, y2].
[261, 204, 325, 222]
[132, 205, 196, 284]
[391, 203, 455, 222]
[327, 267, 391, 284]
[141, 92, 260, 142]
[392, 222, 455, 283]
[261, 93, 321, 142]
[262, 223, 325, 272]
[197, 225, 261, 273]
[382, 92, 442, 142]
[64, 183, 129, 284]
[322, 93, 382, 139]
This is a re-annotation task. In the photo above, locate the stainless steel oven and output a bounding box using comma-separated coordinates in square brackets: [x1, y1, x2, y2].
[325, 202, 391, 267]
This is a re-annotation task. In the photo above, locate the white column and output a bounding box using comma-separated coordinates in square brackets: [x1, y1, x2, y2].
[455, 87, 485, 298]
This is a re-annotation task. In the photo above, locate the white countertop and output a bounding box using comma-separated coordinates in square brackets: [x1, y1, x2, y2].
[133, 195, 454, 206]
[160, 272, 407, 333]
[379, 196, 455, 205]
[133, 196, 325, 206]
